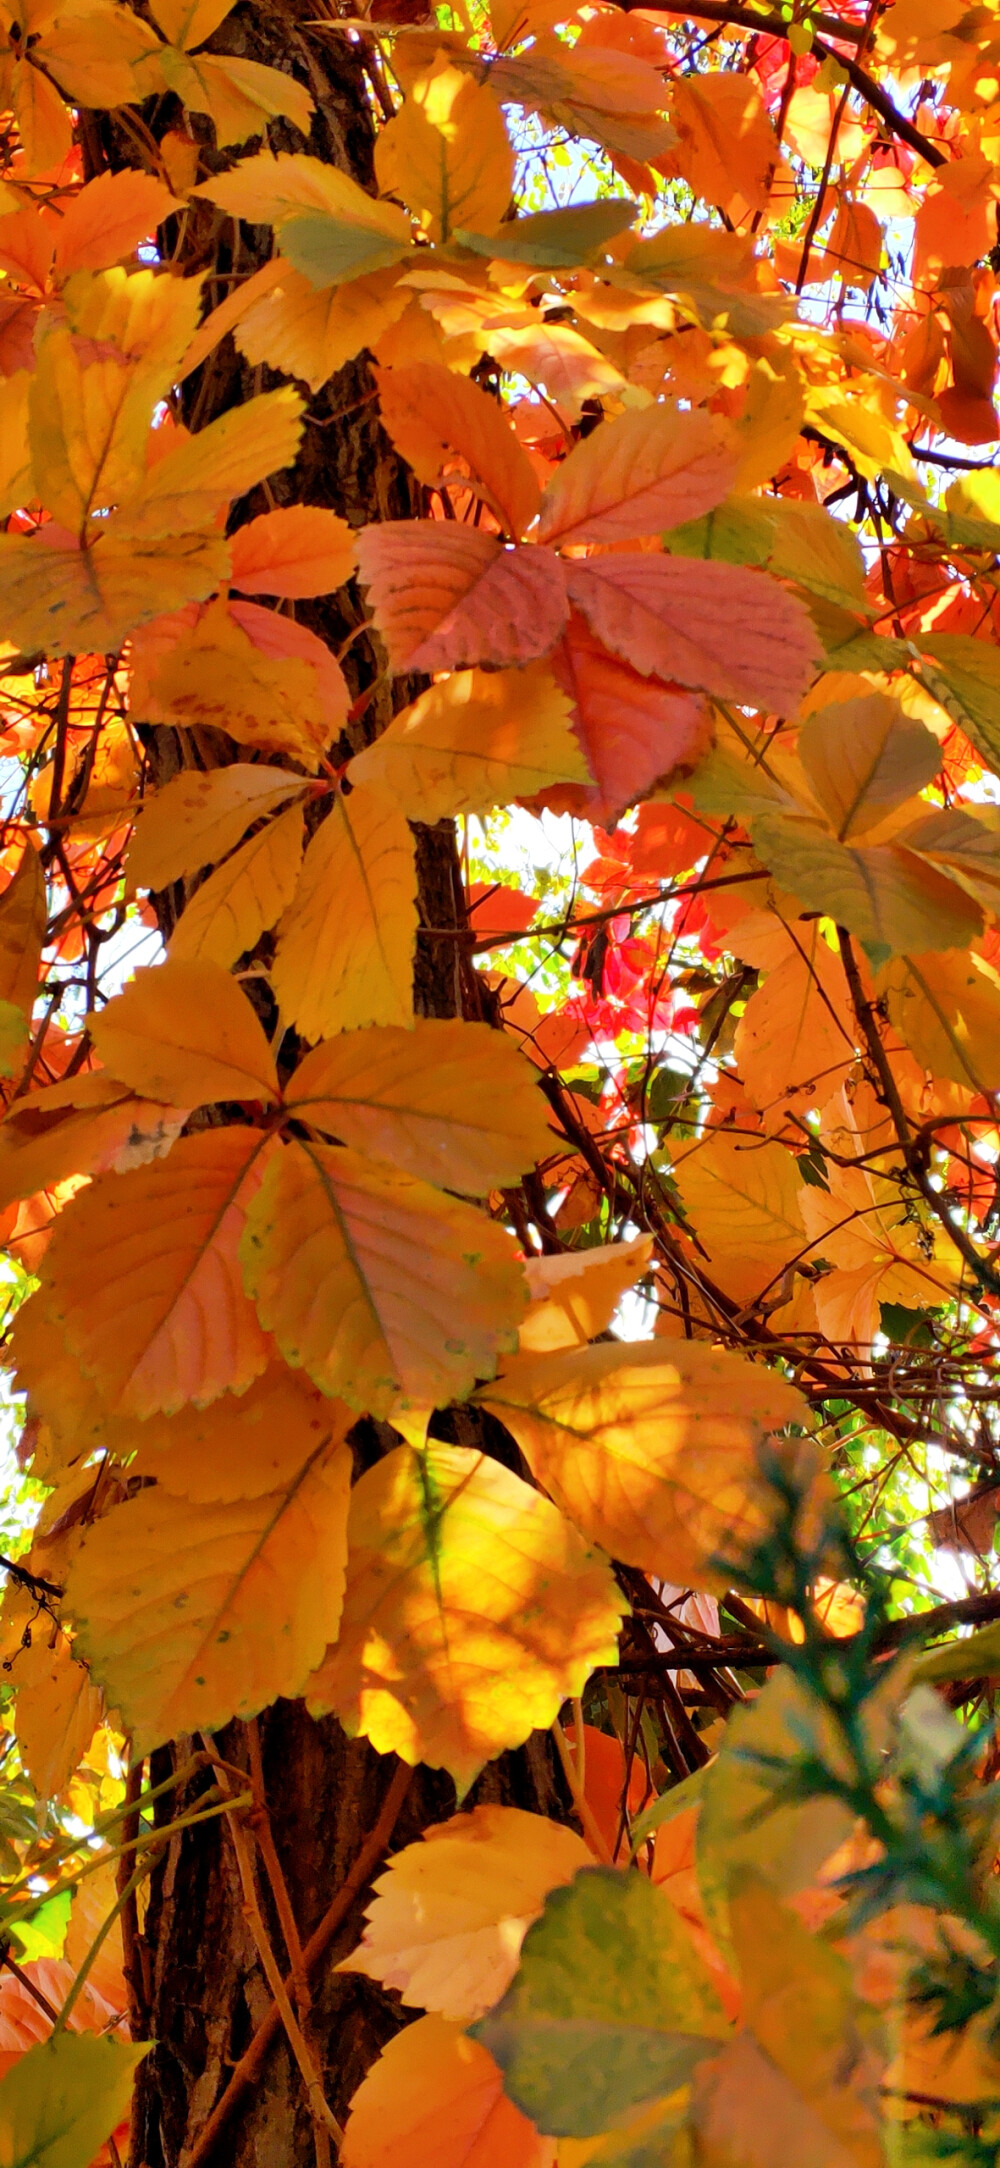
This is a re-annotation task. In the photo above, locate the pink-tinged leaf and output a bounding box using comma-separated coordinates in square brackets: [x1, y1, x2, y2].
[566, 554, 821, 715]
[541, 610, 711, 824]
[536, 405, 735, 548]
[229, 598, 350, 730]
[356, 524, 568, 672]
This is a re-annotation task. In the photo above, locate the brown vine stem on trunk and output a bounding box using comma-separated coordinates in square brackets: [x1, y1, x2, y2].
[180, 1758, 413, 2168]
[202, 1744, 343, 2151]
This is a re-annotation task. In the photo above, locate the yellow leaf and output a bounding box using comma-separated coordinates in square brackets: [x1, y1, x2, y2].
[732, 921, 856, 1126]
[797, 693, 940, 842]
[125, 1366, 352, 1502]
[194, 147, 412, 241]
[339, 1804, 590, 2021]
[877, 948, 1000, 1095]
[215, 261, 411, 395]
[306, 1441, 626, 1791]
[169, 802, 305, 970]
[271, 782, 416, 1040]
[342, 2015, 556, 2168]
[479, 1340, 805, 1586]
[90, 959, 280, 1107]
[0, 525, 229, 656]
[29, 324, 151, 531]
[693, 1880, 883, 2168]
[126, 763, 307, 895]
[141, 597, 336, 767]
[11, 1629, 102, 1802]
[0, 842, 45, 1021]
[239, 1137, 527, 1415]
[284, 1018, 551, 1192]
[148, 0, 231, 52]
[671, 1131, 806, 1307]
[66, 1431, 350, 1753]
[375, 57, 514, 243]
[37, 1127, 274, 1417]
[140, 46, 314, 147]
[519, 1238, 654, 1352]
[0, 371, 31, 521]
[119, 385, 304, 539]
[348, 665, 589, 824]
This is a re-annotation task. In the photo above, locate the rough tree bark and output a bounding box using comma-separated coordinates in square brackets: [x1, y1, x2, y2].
[81, 8, 573, 2162]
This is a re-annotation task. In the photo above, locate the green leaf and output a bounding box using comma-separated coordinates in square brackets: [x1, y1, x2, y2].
[669, 494, 869, 614]
[472, 1865, 729, 2138]
[916, 633, 1000, 774]
[0, 2035, 149, 2168]
[628, 1764, 705, 1854]
[913, 1620, 1000, 1685]
[6, 1887, 71, 1962]
[277, 215, 410, 288]
[0, 1001, 29, 1081]
[455, 199, 637, 266]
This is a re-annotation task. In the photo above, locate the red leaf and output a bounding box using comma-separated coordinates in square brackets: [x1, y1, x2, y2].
[542, 610, 711, 824]
[357, 523, 568, 672]
[566, 553, 821, 715]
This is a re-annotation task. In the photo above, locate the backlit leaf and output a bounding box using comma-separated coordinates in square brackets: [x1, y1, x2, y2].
[567, 556, 820, 716]
[519, 1239, 653, 1353]
[375, 58, 513, 242]
[536, 404, 734, 548]
[357, 524, 568, 673]
[338, 1804, 591, 2021]
[375, 361, 541, 539]
[168, 803, 305, 970]
[0, 2034, 148, 2168]
[90, 959, 280, 1106]
[0, 843, 45, 1022]
[348, 664, 588, 822]
[228, 504, 356, 597]
[270, 781, 416, 1040]
[306, 1441, 626, 1791]
[126, 764, 306, 894]
[284, 1018, 551, 1191]
[671, 1132, 806, 1308]
[877, 947, 1000, 1093]
[122, 1365, 352, 1503]
[479, 1340, 805, 1586]
[240, 1137, 527, 1414]
[547, 611, 711, 825]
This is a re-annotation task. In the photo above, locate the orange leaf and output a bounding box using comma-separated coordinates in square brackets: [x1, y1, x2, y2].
[239, 1137, 527, 1415]
[342, 2015, 555, 2168]
[536, 404, 734, 548]
[51, 169, 181, 276]
[357, 523, 568, 672]
[228, 503, 356, 598]
[270, 781, 416, 1040]
[36, 1127, 274, 1416]
[375, 361, 541, 540]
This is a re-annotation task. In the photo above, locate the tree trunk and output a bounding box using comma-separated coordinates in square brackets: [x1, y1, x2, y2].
[83, 11, 571, 2160]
